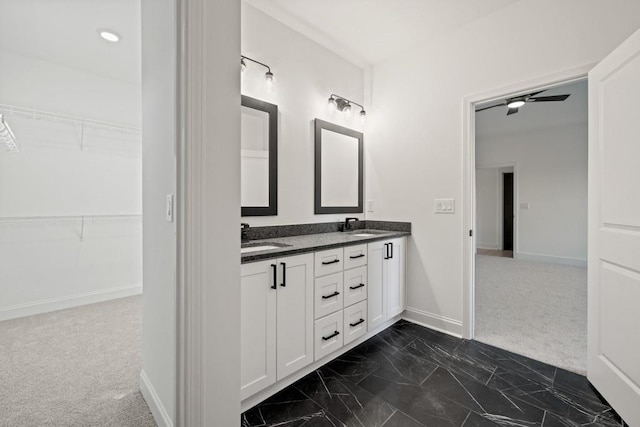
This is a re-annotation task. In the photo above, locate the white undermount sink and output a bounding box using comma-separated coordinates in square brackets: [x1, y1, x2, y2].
[241, 241, 290, 254]
[240, 245, 280, 254]
[348, 229, 388, 238]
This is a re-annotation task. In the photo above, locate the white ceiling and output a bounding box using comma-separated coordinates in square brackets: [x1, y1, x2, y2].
[244, 0, 519, 66]
[0, 0, 141, 84]
[0, 0, 519, 83]
[475, 80, 588, 136]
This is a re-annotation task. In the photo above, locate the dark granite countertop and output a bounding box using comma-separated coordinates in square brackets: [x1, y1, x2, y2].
[241, 229, 410, 263]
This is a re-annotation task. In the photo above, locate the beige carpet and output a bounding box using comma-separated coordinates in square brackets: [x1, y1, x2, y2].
[0, 295, 156, 427]
[475, 254, 587, 374]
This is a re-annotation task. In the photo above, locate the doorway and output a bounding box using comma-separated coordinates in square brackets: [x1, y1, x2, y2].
[503, 172, 513, 251]
[464, 75, 589, 374]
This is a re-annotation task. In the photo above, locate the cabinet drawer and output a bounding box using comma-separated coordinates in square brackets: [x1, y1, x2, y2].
[314, 273, 344, 319]
[314, 248, 344, 277]
[314, 311, 344, 361]
[343, 266, 367, 307]
[343, 301, 367, 346]
[343, 244, 367, 270]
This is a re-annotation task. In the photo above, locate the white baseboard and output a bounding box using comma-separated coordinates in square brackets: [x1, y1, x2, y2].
[0, 284, 142, 321]
[477, 243, 500, 250]
[140, 369, 174, 427]
[516, 251, 587, 267]
[403, 307, 463, 338]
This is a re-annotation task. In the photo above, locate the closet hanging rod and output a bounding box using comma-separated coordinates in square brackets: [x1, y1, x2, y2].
[0, 214, 142, 222]
[0, 104, 141, 135]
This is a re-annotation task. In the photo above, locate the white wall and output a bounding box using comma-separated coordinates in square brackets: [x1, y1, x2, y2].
[0, 50, 142, 321]
[367, 0, 640, 335]
[139, 0, 176, 424]
[477, 123, 588, 264]
[241, 3, 365, 226]
[475, 168, 500, 250]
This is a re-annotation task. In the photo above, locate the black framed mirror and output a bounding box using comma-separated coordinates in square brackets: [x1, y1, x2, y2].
[241, 95, 278, 216]
[314, 119, 363, 214]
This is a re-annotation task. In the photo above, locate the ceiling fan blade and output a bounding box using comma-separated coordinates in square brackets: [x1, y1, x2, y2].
[528, 94, 570, 102]
[524, 90, 546, 98]
[506, 107, 519, 116]
[475, 104, 505, 112]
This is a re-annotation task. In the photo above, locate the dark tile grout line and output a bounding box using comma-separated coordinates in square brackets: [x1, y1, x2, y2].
[378, 409, 397, 427]
[459, 410, 472, 427]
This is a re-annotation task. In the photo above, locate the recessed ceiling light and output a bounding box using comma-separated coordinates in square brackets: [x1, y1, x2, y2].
[507, 100, 525, 109]
[98, 29, 121, 43]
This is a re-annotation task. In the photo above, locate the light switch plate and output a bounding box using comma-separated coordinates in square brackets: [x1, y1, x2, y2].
[435, 198, 455, 214]
[367, 200, 374, 212]
[166, 194, 174, 222]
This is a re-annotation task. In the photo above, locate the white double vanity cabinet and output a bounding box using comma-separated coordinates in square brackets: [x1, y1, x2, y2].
[240, 236, 406, 407]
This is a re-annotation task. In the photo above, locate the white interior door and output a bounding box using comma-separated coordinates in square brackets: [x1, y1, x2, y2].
[588, 27, 640, 426]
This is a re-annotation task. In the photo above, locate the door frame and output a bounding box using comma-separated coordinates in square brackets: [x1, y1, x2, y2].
[461, 64, 594, 339]
[475, 164, 517, 253]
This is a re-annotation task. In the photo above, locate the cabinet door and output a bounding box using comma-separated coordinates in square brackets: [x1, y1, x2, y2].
[276, 253, 314, 380]
[367, 241, 387, 331]
[241, 261, 276, 400]
[386, 237, 406, 319]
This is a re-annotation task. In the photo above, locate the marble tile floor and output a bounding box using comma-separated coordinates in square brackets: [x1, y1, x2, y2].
[241, 320, 623, 427]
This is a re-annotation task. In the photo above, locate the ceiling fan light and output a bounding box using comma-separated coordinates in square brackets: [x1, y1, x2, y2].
[507, 100, 525, 109]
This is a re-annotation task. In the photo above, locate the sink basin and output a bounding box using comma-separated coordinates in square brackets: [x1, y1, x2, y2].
[347, 229, 388, 237]
[241, 242, 290, 254]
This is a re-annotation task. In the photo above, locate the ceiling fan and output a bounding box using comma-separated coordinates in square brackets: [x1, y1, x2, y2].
[475, 89, 571, 116]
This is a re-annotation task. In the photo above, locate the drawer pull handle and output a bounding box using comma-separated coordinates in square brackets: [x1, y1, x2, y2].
[270, 264, 277, 290]
[322, 291, 340, 299]
[322, 331, 340, 341]
[350, 318, 365, 327]
[322, 259, 340, 265]
[349, 283, 365, 290]
[349, 254, 365, 259]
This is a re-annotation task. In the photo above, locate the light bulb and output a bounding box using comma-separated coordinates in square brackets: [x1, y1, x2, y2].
[359, 110, 366, 118]
[507, 100, 525, 109]
[265, 71, 274, 85]
[344, 103, 352, 114]
[98, 29, 120, 43]
[328, 97, 337, 111]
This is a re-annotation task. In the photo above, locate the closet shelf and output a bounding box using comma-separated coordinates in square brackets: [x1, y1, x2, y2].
[0, 214, 142, 223]
[0, 104, 141, 135]
[0, 214, 142, 241]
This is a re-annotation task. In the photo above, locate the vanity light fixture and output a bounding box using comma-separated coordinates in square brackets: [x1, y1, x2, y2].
[327, 94, 366, 118]
[241, 55, 274, 84]
[0, 114, 19, 152]
[97, 29, 121, 43]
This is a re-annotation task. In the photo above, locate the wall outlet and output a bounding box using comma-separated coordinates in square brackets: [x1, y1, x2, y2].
[435, 198, 455, 214]
[367, 200, 374, 212]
